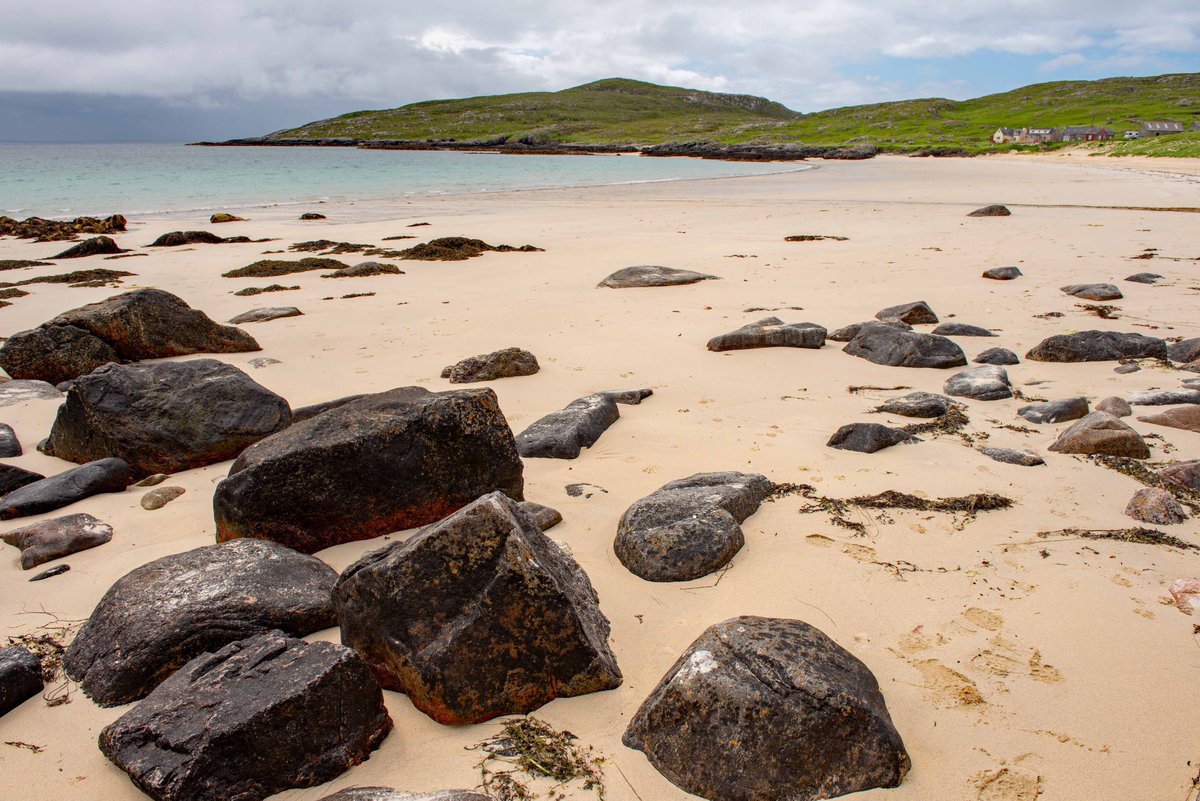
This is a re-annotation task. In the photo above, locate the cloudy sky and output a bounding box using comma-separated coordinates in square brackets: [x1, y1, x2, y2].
[1, 0, 1197, 140]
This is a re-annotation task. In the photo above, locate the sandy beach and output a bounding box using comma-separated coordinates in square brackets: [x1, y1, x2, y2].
[1, 153, 1198, 801]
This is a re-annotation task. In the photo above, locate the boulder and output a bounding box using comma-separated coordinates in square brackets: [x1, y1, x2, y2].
[1, 512, 113, 569]
[0, 464, 45, 495]
[932, 322, 995, 337]
[516, 389, 651, 459]
[974, 347, 1020, 365]
[827, 423, 917, 453]
[980, 447, 1044, 467]
[318, 792, 490, 801]
[0, 458, 129, 520]
[1061, 284, 1123, 301]
[65, 539, 338, 706]
[1129, 389, 1200, 406]
[227, 306, 302, 324]
[210, 213, 244, 224]
[1048, 412, 1150, 458]
[1096, 396, 1132, 417]
[598, 265, 718, 288]
[1168, 338, 1200, 364]
[1125, 273, 1163, 284]
[1114, 364, 1141, 374]
[624, 616, 910, 801]
[440, 347, 540, 383]
[0, 380, 63, 406]
[1017, 397, 1089, 424]
[141, 486, 186, 510]
[968, 205, 1011, 217]
[148, 231, 227, 247]
[51, 235, 127, 259]
[517, 500, 563, 531]
[1137, 406, 1200, 434]
[323, 261, 404, 278]
[0, 646, 43, 717]
[290, 393, 368, 423]
[614, 472, 772, 582]
[214, 386, 524, 553]
[843, 323, 966, 369]
[1160, 461, 1200, 491]
[707, 318, 826, 351]
[334, 492, 621, 725]
[1124, 488, 1186, 525]
[42, 359, 291, 479]
[982, 266, 1021, 280]
[1026, 330, 1166, 362]
[944, 365, 1012, 401]
[0, 423, 20, 457]
[99, 631, 392, 801]
[300, 212, 327, 220]
[874, 301, 937, 325]
[827, 319, 910, 342]
[874, 391, 954, 419]
[0, 325, 118, 386]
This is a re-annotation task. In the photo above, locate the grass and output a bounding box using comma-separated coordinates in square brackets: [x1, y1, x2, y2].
[1105, 130, 1200, 157]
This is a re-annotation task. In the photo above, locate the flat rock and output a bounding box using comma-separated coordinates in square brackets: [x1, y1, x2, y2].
[334, 491, 621, 725]
[248, 357, 281, 369]
[843, 322, 966, 369]
[516, 390, 651, 459]
[440, 347, 539, 383]
[707, 317, 826, 351]
[0, 423, 20, 457]
[968, 204, 1011, 217]
[65, 538, 338, 706]
[1137, 406, 1200, 433]
[1114, 363, 1141, 374]
[874, 391, 954, 418]
[323, 261, 404, 278]
[1168, 338, 1200, 364]
[982, 266, 1021, 280]
[318, 789, 490, 801]
[52, 235, 127, 258]
[0, 458, 129, 520]
[875, 301, 937, 325]
[1129, 389, 1200, 406]
[1026, 330, 1167, 362]
[1, 512, 113, 569]
[0, 464, 45, 495]
[974, 347, 1020, 365]
[1160, 461, 1200, 491]
[1017, 397, 1089, 424]
[227, 306, 302, 324]
[1061, 283, 1123, 301]
[944, 365, 1012, 401]
[1126, 273, 1163, 284]
[614, 472, 772, 582]
[1096, 396, 1132, 417]
[99, 631, 391, 801]
[598, 265, 718, 288]
[981, 447, 1044, 466]
[0, 646, 43, 717]
[214, 386, 523, 553]
[1048, 412, 1150, 458]
[932, 322, 995, 337]
[624, 616, 910, 801]
[827, 319, 910, 342]
[141, 486, 185, 510]
[0, 380, 63, 406]
[517, 500, 563, 531]
[1124, 487, 1186, 525]
[42, 359, 291, 479]
[827, 423, 917, 453]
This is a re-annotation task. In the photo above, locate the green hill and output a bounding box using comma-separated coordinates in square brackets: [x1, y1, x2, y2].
[265, 73, 1200, 153]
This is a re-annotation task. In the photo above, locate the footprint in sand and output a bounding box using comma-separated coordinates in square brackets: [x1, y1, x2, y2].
[914, 659, 986, 707]
[973, 767, 1042, 801]
[970, 635, 1063, 685]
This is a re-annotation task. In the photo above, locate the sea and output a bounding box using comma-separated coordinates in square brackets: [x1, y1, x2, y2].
[0, 142, 806, 220]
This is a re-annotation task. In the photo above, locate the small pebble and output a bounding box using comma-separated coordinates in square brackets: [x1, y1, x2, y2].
[135, 473, 169, 487]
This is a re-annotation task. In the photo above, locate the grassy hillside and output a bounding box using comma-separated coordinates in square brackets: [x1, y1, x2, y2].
[1104, 130, 1200, 157]
[266, 73, 1200, 153]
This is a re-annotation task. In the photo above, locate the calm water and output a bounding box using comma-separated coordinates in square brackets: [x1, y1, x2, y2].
[0, 142, 804, 219]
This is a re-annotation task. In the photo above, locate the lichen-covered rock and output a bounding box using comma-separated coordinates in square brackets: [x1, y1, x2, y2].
[843, 322, 966, 369]
[99, 631, 392, 801]
[1025, 330, 1166, 362]
[1124, 488, 1187, 525]
[982, 266, 1021, 280]
[515, 389, 651, 459]
[624, 616, 910, 801]
[65, 539, 338, 706]
[874, 391, 954, 418]
[614, 472, 772, 582]
[944, 365, 1012, 401]
[875, 301, 937, 325]
[973, 347, 1020, 365]
[1017, 397, 1089, 424]
[0, 458, 129, 520]
[932, 322, 995, 337]
[214, 386, 523, 553]
[827, 423, 917, 453]
[1061, 283, 1123, 301]
[1048, 412, 1150, 459]
[598, 265, 718, 288]
[334, 492, 621, 725]
[0, 646, 43, 717]
[440, 347, 540, 383]
[706, 318, 826, 351]
[1, 512, 113, 569]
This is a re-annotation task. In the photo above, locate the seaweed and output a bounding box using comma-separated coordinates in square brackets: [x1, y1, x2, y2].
[1037, 527, 1199, 552]
[1087, 455, 1200, 515]
[6, 616, 81, 706]
[0, 214, 125, 242]
[473, 717, 606, 801]
[222, 257, 347, 278]
[784, 234, 848, 242]
[397, 237, 544, 261]
[0, 260, 51, 271]
[793, 483, 1013, 534]
[232, 284, 300, 297]
[0, 288, 29, 299]
[0, 269, 135, 288]
[899, 406, 984, 444]
[1075, 303, 1120, 319]
[288, 240, 374, 254]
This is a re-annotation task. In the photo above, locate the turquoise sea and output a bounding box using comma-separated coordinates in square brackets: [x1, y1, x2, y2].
[0, 142, 805, 219]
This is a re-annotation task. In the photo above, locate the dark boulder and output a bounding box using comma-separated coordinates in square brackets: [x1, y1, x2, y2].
[42, 359, 291, 479]
[1126, 273, 1163, 284]
[148, 231, 227, 247]
[210, 214, 244, 224]
[334, 492, 621, 725]
[51, 235, 127, 259]
[624, 616, 910, 801]
[968, 204, 1011, 217]
[516, 389, 651, 459]
[1168, 338, 1200, 364]
[65, 539, 338, 706]
[0, 325, 118, 386]
[0, 380, 62, 405]
[1048, 412, 1150, 458]
[707, 318, 826, 351]
[843, 323, 966, 369]
[99, 631, 392, 801]
[598, 265, 718, 288]
[1, 512, 113, 569]
[1061, 283, 1123, 301]
[0, 646, 43, 717]
[318, 792, 491, 801]
[1025, 330, 1166, 362]
[440, 347, 540, 383]
[214, 386, 524, 553]
[517, 500, 563, 531]
[1096, 396, 1132, 417]
[980, 447, 1044, 467]
[227, 306, 303, 324]
[982, 266, 1021, 280]
[323, 261, 404, 278]
[931, 322, 995, 337]
[0, 464, 45, 495]
[874, 391, 954, 418]
[874, 301, 937, 325]
[974, 347, 1020, 365]
[1017, 397, 1089, 424]
[0, 423, 20, 457]
[827, 319, 910, 342]
[290, 393, 368, 423]
[614, 472, 772, 582]
[827, 423, 917, 453]
[0, 458, 129, 520]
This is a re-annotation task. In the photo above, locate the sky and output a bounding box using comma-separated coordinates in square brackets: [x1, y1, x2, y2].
[0, 0, 1197, 141]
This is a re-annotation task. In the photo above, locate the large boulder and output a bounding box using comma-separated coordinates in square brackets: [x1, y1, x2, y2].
[1025, 330, 1166, 362]
[1017, 397, 1089, 424]
[0, 458, 129, 520]
[1, 512, 113, 569]
[65, 539, 338, 706]
[214, 386, 523, 553]
[943, 365, 1012, 401]
[614, 472, 772, 582]
[1137, 405, 1200, 433]
[1061, 283, 1122, 301]
[42, 359, 291, 478]
[874, 301, 937, 325]
[624, 616, 910, 801]
[932, 322, 995, 337]
[0, 646, 43, 717]
[515, 389, 652, 459]
[334, 492, 621, 725]
[827, 423, 917, 453]
[1168, 338, 1200, 364]
[0, 423, 20, 457]
[707, 318, 826, 351]
[598, 265, 718, 288]
[0, 289, 261, 383]
[440, 347, 540, 383]
[1048, 412, 1150, 458]
[843, 323, 966, 369]
[99, 631, 392, 801]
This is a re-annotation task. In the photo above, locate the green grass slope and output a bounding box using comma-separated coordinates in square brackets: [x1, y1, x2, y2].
[1105, 130, 1200, 157]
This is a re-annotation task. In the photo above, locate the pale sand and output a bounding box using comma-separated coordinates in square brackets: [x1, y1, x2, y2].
[0, 154, 1198, 801]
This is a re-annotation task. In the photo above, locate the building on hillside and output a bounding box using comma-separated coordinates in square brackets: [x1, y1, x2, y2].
[1140, 121, 1184, 137]
[1017, 127, 1059, 143]
[992, 127, 1018, 144]
[1060, 125, 1113, 142]
[1190, 122, 1200, 132]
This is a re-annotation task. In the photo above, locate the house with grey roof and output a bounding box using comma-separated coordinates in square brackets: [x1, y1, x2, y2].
[1140, 121, 1185, 137]
[1060, 125, 1113, 142]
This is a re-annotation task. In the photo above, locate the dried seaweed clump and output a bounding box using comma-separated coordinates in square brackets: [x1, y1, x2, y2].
[288, 240, 374, 254]
[6, 617, 80, 706]
[473, 717, 606, 801]
[899, 406, 978, 444]
[222, 257, 348, 278]
[784, 234, 848, 242]
[1089, 455, 1200, 515]
[0, 269, 135, 289]
[794, 483, 1013, 534]
[233, 284, 300, 297]
[398, 237, 544, 261]
[1037, 527, 1199, 552]
[0, 260, 52, 272]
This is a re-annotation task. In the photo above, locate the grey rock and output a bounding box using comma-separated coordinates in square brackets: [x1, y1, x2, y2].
[1168, 338, 1200, 364]
[974, 347, 1020, 365]
[980, 447, 1044, 467]
[518, 500, 563, 531]
[65, 538, 339, 706]
[318, 790, 490, 801]
[1, 512, 113, 569]
[0, 327, 117, 393]
[248, 357, 282, 369]
[1061, 283, 1123, 301]
[99, 631, 392, 801]
[1017, 397, 1089, 424]
[227, 306, 303, 324]
[932, 322, 995, 337]
[1124, 488, 1186, 525]
[707, 317, 826, 351]
[29, 565, 70, 581]
[323, 261, 404, 278]
[0, 458, 129, 520]
[944, 365, 1012, 401]
[1114, 364, 1141, 374]
[141, 486, 185, 510]
[0, 646, 43, 717]
[1096, 396, 1132, 417]
[968, 204, 1011, 217]
[614, 472, 772, 582]
[598, 265, 718, 288]
[516, 390, 651, 459]
[0, 464, 45, 495]
[827, 319, 910, 342]
[0, 380, 62, 406]
[1125, 273, 1163, 284]
[1183, 378, 1200, 389]
[1048, 412, 1150, 459]
[0, 423, 20, 457]
[874, 391, 954, 418]
[334, 492, 621, 725]
[982, 266, 1021, 280]
[1129, 389, 1200, 406]
[875, 301, 937, 325]
[843, 322, 966, 369]
[624, 616, 910, 801]
[290, 393, 368, 423]
[440, 347, 540, 383]
[1026, 330, 1166, 362]
[1160, 461, 1200, 491]
[827, 423, 917, 453]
